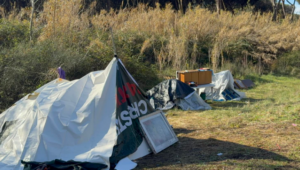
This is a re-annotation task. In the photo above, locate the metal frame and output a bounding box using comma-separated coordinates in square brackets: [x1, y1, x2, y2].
[139, 110, 178, 154]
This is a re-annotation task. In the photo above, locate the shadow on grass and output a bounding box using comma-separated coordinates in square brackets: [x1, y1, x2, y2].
[136, 136, 292, 169]
[173, 128, 195, 134]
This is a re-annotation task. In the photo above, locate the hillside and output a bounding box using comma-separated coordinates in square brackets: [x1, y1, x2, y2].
[1, 1, 300, 169]
[0, 1, 300, 110]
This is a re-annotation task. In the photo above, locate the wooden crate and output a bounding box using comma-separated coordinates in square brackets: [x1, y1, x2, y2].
[177, 70, 212, 85]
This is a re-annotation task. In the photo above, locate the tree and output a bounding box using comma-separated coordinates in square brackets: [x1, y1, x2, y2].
[270, 0, 282, 21]
[29, 0, 36, 41]
[253, 0, 273, 13]
[1, 0, 279, 17]
[214, 0, 263, 14]
[281, 0, 286, 18]
[216, 0, 222, 14]
[29, 0, 48, 41]
[286, 0, 296, 21]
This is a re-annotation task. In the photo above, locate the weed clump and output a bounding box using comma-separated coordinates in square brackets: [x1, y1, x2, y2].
[1, 2, 300, 111]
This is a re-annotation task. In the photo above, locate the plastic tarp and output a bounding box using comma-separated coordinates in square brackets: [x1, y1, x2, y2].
[203, 70, 246, 101]
[147, 79, 211, 110]
[0, 58, 155, 170]
[0, 59, 118, 170]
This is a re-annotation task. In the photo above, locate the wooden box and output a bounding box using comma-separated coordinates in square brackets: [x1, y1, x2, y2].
[177, 70, 212, 85]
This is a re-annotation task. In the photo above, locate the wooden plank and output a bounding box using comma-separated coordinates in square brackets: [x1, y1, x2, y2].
[191, 72, 199, 85]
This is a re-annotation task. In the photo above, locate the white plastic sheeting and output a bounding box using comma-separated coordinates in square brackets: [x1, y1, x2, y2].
[204, 70, 246, 101]
[128, 139, 151, 160]
[0, 59, 119, 170]
[115, 157, 137, 170]
[176, 92, 211, 110]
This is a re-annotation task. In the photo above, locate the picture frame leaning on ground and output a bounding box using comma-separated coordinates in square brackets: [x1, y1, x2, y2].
[234, 79, 247, 89]
[139, 110, 178, 154]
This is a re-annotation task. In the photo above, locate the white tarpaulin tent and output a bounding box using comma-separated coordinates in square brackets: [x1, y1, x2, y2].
[0, 57, 161, 170]
[147, 79, 211, 111]
[203, 70, 246, 101]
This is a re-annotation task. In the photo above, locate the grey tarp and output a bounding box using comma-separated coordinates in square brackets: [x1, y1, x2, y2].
[203, 70, 246, 101]
[146, 79, 211, 110]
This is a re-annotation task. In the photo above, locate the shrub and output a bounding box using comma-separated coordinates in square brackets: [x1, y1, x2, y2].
[272, 51, 300, 77]
[0, 40, 90, 111]
[0, 19, 29, 47]
[2, 2, 300, 111]
[0, 29, 161, 111]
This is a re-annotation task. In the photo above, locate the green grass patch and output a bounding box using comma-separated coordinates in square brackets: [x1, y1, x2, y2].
[136, 74, 300, 169]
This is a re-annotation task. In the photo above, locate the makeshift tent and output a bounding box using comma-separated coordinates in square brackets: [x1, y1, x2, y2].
[0, 57, 167, 170]
[203, 70, 246, 101]
[146, 79, 211, 110]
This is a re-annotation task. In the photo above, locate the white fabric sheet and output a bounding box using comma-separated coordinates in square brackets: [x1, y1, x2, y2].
[0, 59, 118, 170]
[176, 91, 211, 110]
[204, 70, 246, 101]
[115, 157, 137, 170]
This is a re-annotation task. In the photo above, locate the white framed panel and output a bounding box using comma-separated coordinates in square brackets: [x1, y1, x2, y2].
[139, 111, 178, 154]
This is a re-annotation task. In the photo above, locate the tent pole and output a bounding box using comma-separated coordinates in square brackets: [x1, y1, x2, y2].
[110, 27, 118, 58]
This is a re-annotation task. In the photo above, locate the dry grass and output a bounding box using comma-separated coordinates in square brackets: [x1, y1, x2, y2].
[9, 1, 299, 71]
[136, 74, 300, 169]
[2, 2, 300, 168]
[38, 0, 90, 41]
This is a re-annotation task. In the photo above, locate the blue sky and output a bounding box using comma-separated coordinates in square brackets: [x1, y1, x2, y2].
[296, 2, 300, 14]
[285, 1, 300, 14]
